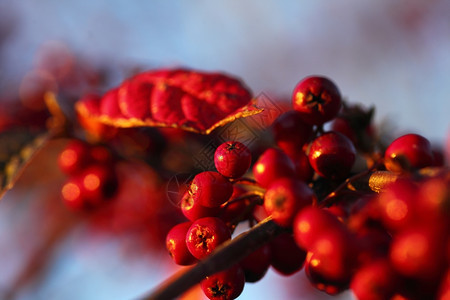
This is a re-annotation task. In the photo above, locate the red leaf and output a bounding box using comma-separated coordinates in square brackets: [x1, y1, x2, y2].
[75, 68, 262, 134]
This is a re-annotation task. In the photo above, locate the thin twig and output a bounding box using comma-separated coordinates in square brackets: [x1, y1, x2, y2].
[231, 177, 259, 186]
[140, 217, 284, 300]
[318, 169, 373, 208]
[221, 190, 264, 208]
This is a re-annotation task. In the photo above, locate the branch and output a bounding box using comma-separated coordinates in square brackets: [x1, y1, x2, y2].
[140, 217, 284, 300]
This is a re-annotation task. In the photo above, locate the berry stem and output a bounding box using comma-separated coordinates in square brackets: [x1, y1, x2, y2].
[140, 217, 284, 300]
[231, 177, 259, 186]
[228, 197, 263, 230]
[222, 191, 264, 207]
[318, 169, 374, 208]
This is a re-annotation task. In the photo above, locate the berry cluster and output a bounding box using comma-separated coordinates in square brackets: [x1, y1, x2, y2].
[58, 139, 119, 211]
[166, 141, 254, 299]
[164, 75, 449, 300]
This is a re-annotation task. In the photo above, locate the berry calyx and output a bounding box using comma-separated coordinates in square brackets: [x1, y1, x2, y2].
[214, 141, 252, 179]
[201, 265, 245, 300]
[189, 171, 233, 208]
[292, 76, 342, 125]
[186, 217, 231, 259]
[384, 133, 433, 173]
[308, 131, 356, 180]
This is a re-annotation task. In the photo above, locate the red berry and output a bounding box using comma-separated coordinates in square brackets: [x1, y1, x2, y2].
[253, 148, 296, 188]
[166, 222, 197, 265]
[417, 176, 450, 223]
[79, 164, 118, 200]
[293, 206, 344, 250]
[384, 133, 433, 173]
[437, 269, 450, 300]
[240, 243, 271, 283]
[291, 150, 314, 182]
[308, 131, 356, 180]
[219, 186, 250, 225]
[252, 203, 270, 223]
[375, 179, 419, 231]
[186, 217, 231, 259]
[432, 147, 445, 167]
[303, 252, 349, 295]
[61, 177, 88, 211]
[324, 204, 348, 222]
[389, 224, 447, 281]
[308, 229, 356, 283]
[61, 164, 118, 211]
[214, 141, 251, 178]
[271, 110, 313, 155]
[58, 139, 91, 175]
[292, 76, 342, 125]
[201, 265, 245, 300]
[89, 145, 114, 165]
[189, 171, 233, 208]
[355, 227, 392, 267]
[263, 177, 316, 227]
[330, 117, 357, 145]
[181, 191, 221, 221]
[350, 259, 398, 300]
[270, 233, 306, 276]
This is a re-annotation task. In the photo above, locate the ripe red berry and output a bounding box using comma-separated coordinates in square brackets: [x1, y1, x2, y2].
[389, 225, 447, 281]
[330, 117, 357, 145]
[350, 259, 398, 300]
[61, 164, 118, 211]
[253, 148, 296, 188]
[89, 145, 114, 165]
[417, 176, 450, 223]
[201, 265, 245, 300]
[271, 110, 313, 156]
[79, 164, 118, 200]
[214, 141, 251, 178]
[61, 177, 89, 211]
[181, 191, 221, 221]
[355, 227, 391, 267]
[186, 217, 231, 259]
[303, 251, 349, 295]
[264, 177, 316, 227]
[437, 269, 450, 300]
[240, 243, 271, 283]
[308, 131, 356, 180]
[166, 222, 197, 265]
[384, 133, 433, 173]
[219, 186, 250, 225]
[375, 179, 419, 231]
[291, 150, 315, 182]
[293, 206, 344, 250]
[292, 76, 342, 125]
[58, 139, 91, 175]
[309, 229, 357, 282]
[189, 171, 233, 208]
[269, 233, 306, 276]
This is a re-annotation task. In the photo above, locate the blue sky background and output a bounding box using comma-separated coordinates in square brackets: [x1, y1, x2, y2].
[0, 1, 449, 299]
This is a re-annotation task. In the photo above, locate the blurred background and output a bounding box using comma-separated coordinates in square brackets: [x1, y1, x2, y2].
[0, 1, 449, 299]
